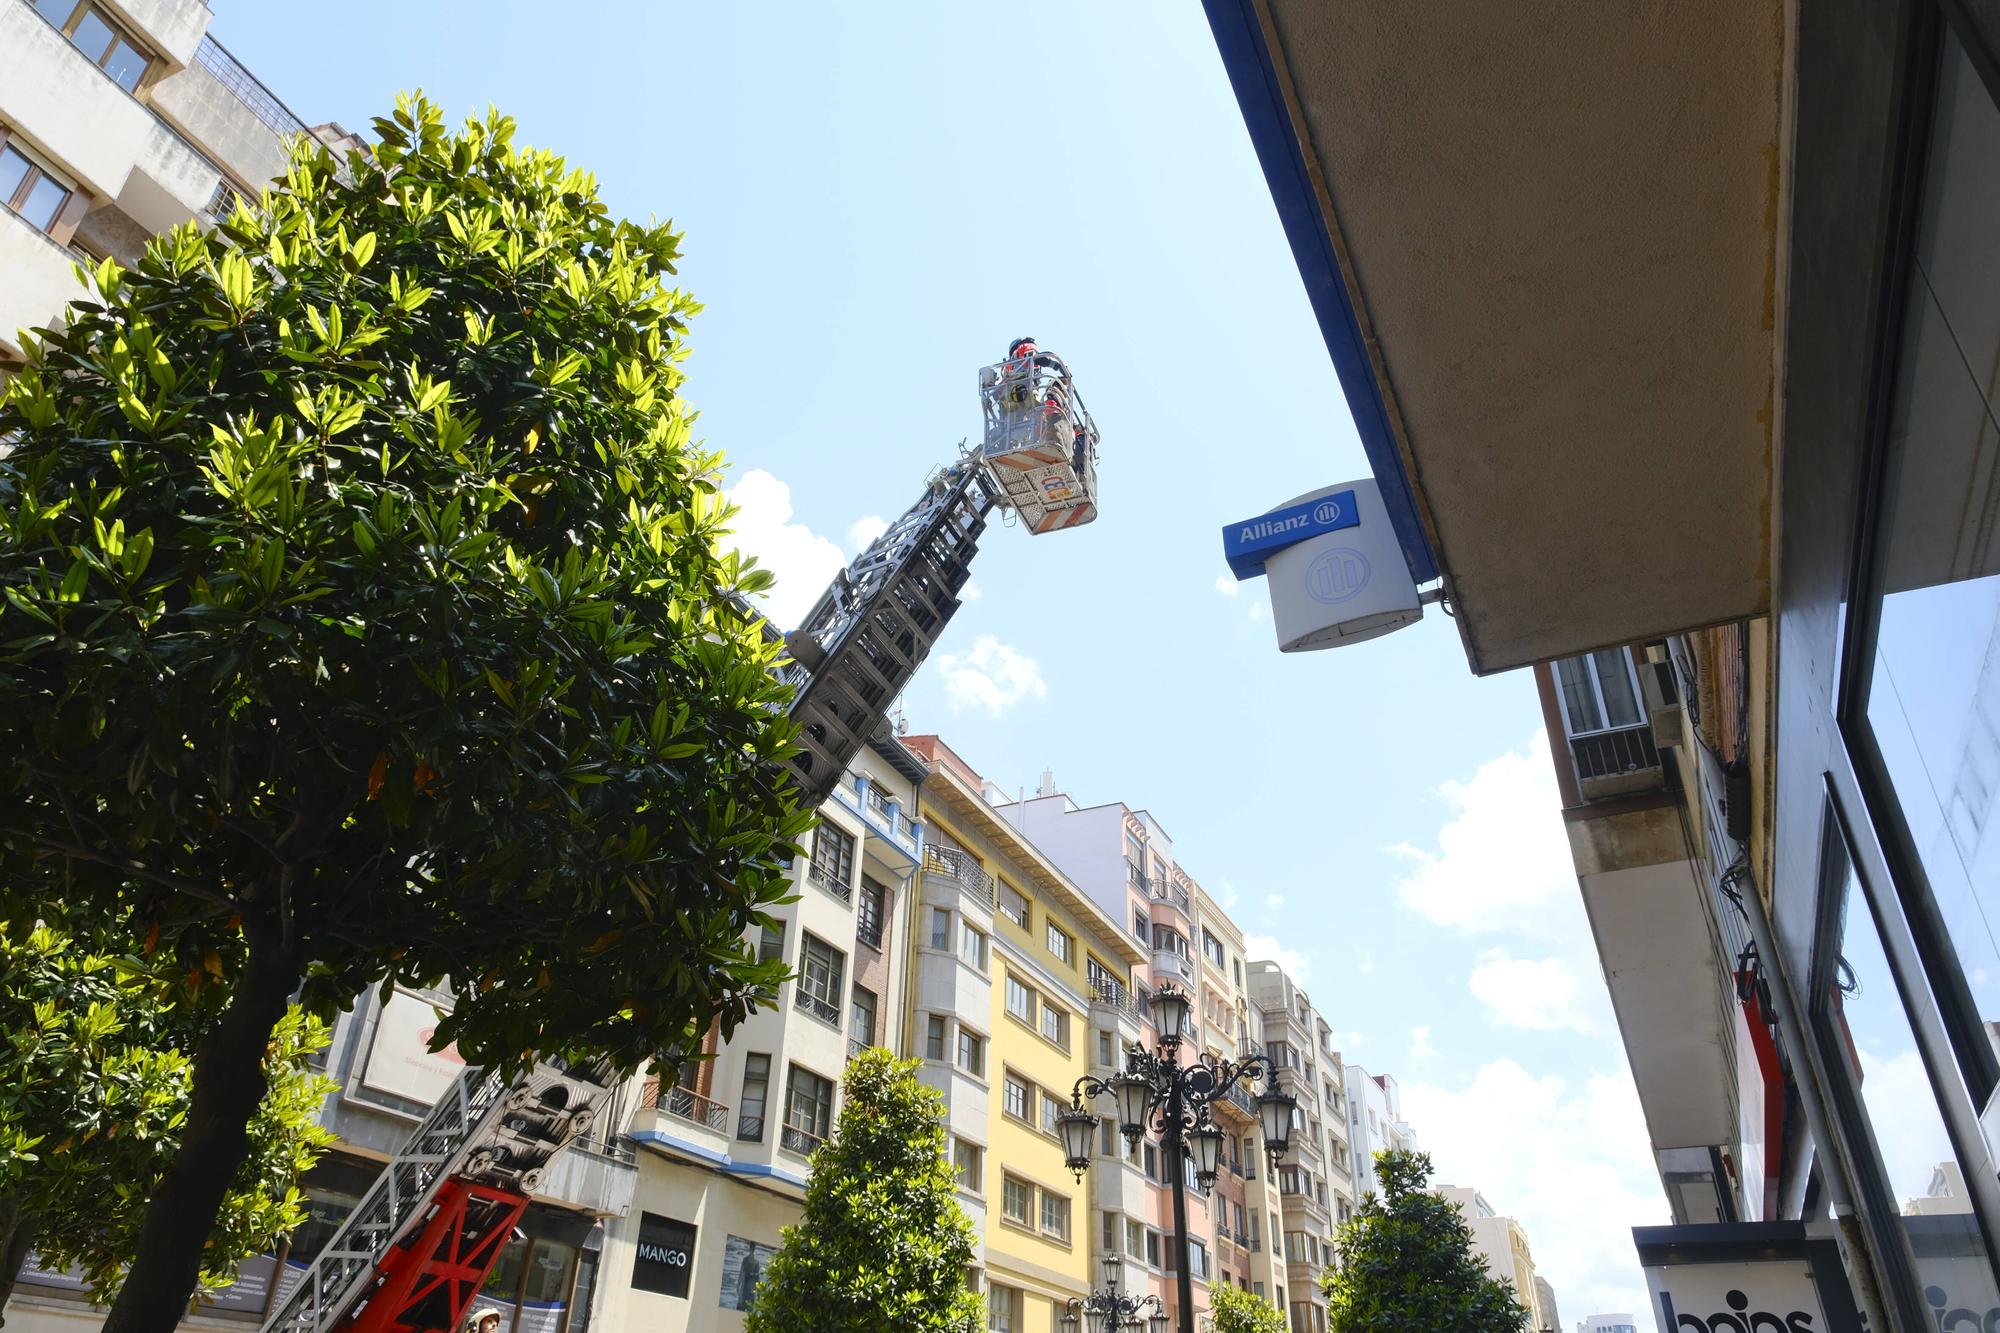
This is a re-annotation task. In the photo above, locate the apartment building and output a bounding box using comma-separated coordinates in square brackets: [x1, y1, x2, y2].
[0, 0, 339, 360]
[1534, 1275, 1561, 1333]
[1435, 1187, 1547, 1329]
[598, 735, 928, 1331]
[1204, 0, 2000, 1319]
[1190, 881, 1288, 1304]
[1245, 961, 1362, 1333]
[996, 784, 1206, 1329]
[1342, 1064, 1414, 1200]
[900, 736, 1148, 1333]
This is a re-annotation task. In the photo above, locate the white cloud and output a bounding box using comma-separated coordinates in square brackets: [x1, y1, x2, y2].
[1263, 893, 1286, 912]
[1357, 951, 1377, 976]
[1859, 1044, 1958, 1207]
[1218, 879, 1241, 910]
[1408, 1026, 1435, 1062]
[935, 635, 1048, 716]
[1214, 573, 1241, 598]
[1392, 731, 1574, 934]
[1404, 1059, 1667, 1321]
[1468, 949, 1604, 1033]
[847, 514, 889, 551]
[1244, 932, 1309, 982]
[961, 580, 984, 601]
[1247, 599, 1269, 623]
[722, 469, 847, 630]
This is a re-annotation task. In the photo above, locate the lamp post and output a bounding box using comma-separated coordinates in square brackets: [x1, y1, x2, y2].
[1059, 981, 1298, 1333]
[1059, 1253, 1171, 1333]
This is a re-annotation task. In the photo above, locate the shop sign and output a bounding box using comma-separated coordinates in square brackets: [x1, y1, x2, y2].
[1635, 1222, 1862, 1332]
[358, 989, 464, 1104]
[632, 1212, 696, 1299]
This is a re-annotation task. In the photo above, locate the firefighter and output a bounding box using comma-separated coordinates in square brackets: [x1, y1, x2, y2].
[466, 1308, 503, 1333]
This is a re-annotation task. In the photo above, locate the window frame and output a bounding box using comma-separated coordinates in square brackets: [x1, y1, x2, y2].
[795, 932, 845, 1025]
[0, 139, 77, 238]
[1046, 921, 1074, 964]
[736, 1052, 771, 1142]
[999, 881, 1029, 927]
[1550, 648, 1646, 738]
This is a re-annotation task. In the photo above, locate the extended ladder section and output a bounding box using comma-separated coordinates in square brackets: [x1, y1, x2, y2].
[781, 462, 994, 806]
[259, 1060, 612, 1333]
[256, 342, 1098, 1333]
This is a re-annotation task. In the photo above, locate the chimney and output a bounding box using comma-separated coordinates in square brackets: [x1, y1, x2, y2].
[1038, 768, 1056, 799]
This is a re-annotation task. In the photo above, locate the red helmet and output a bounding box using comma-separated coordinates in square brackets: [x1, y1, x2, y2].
[1008, 337, 1036, 358]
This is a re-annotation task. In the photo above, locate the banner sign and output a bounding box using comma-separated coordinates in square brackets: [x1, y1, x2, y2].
[1635, 1222, 1862, 1332]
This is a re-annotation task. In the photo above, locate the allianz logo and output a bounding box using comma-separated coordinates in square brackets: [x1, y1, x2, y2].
[1658, 1289, 1816, 1331]
[1925, 1283, 2000, 1330]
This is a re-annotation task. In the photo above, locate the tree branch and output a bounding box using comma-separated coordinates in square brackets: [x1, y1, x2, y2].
[6, 831, 245, 912]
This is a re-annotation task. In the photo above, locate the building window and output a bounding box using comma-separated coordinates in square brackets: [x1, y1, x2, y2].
[782, 1065, 834, 1151]
[926, 1014, 948, 1061]
[796, 934, 844, 1025]
[1551, 650, 1643, 736]
[958, 921, 988, 971]
[0, 144, 74, 237]
[930, 907, 952, 951]
[1132, 909, 1150, 943]
[1096, 1030, 1115, 1067]
[1040, 1090, 1064, 1135]
[1005, 975, 1035, 1023]
[809, 823, 855, 897]
[1046, 922, 1074, 964]
[736, 1053, 770, 1142]
[757, 919, 785, 965]
[858, 876, 887, 949]
[1003, 1073, 1030, 1121]
[953, 1137, 982, 1193]
[1039, 1190, 1070, 1241]
[989, 1283, 1023, 1333]
[1040, 1003, 1068, 1050]
[849, 985, 876, 1048]
[999, 881, 1029, 927]
[956, 1028, 985, 1078]
[1145, 1230, 1161, 1268]
[1203, 929, 1226, 966]
[1001, 1176, 1032, 1226]
[1187, 1239, 1208, 1280]
[1126, 1219, 1146, 1260]
[36, 3, 152, 93]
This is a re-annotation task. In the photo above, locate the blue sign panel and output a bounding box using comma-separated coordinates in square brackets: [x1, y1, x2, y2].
[1220, 488, 1359, 579]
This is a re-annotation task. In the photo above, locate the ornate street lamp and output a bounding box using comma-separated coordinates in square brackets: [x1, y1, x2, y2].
[1063, 1016, 1292, 1333]
[1058, 1249, 1169, 1333]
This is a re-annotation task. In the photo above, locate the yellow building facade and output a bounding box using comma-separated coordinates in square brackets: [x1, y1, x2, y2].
[902, 736, 1146, 1333]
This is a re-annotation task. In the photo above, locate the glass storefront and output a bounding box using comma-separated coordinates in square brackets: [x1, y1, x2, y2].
[1861, 25, 2000, 1104]
[1815, 845, 1999, 1314]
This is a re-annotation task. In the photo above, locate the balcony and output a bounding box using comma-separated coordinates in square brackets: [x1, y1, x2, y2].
[857, 916, 884, 950]
[1090, 976, 1136, 1015]
[832, 772, 920, 873]
[779, 1121, 826, 1157]
[0, 206, 83, 357]
[807, 861, 852, 905]
[921, 845, 995, 909]
[795, 985, 840, 1027]
[1149, 878, 1191, 914]
[847, 1035, 869, 1060]
[1564, 723, 1664, 799]
[1151, 947, 1195, 987]
[657, 1084, 730, 1134]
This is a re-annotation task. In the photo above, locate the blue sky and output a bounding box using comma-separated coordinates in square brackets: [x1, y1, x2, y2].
[217, 0, 1665, 1319]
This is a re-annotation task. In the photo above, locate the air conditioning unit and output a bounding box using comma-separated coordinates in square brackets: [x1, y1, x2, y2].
[1641, 646, 1683, 750]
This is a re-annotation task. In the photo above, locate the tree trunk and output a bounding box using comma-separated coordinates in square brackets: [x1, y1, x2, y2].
[0, 1195, 39, 1328]
[100, 931, 299, 1333]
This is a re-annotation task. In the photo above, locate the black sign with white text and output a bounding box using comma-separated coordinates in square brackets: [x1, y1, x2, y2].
[632, 1212, 697, 1299]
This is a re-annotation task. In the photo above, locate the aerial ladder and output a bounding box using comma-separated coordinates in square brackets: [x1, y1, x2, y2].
[256, 340, 1100, 1333]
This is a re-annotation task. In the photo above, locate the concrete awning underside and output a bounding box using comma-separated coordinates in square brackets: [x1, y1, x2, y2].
[1241, 0, 1780, 672]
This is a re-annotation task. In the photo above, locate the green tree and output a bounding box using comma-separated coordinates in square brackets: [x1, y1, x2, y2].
[745, 1049, 982, 1333]
[1323, 1150, 1531, 1333]
[1206, 1281, 1289, 1333]
[0, 95, 808, 1332]
[0, 910, 333, 1318]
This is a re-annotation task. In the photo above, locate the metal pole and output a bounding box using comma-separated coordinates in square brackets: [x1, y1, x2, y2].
[1165, 1075, 1195, 1333]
